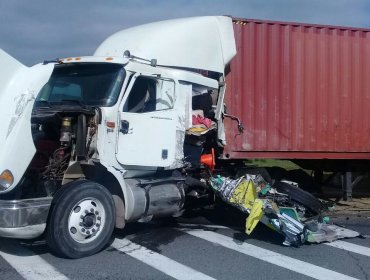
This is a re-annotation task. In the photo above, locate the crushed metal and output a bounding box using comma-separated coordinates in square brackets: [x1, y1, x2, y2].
[211, 174, 360, 246]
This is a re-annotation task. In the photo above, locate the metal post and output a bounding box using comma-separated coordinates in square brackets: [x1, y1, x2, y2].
[341, 171, 352, 202]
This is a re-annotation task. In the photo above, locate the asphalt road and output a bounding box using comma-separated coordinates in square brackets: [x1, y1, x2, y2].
[1, 206, 370, 280]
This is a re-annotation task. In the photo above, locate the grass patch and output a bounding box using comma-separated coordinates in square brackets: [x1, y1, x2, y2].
[245, 159, 302, 171]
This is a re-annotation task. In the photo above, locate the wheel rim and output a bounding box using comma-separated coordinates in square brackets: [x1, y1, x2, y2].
[68, 197, 106, 243]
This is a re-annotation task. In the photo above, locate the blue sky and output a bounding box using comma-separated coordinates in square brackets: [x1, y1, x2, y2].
[1, 0, 370, 66]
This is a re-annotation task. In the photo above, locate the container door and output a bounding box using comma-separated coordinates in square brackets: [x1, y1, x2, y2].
[116, 75, 177, 167]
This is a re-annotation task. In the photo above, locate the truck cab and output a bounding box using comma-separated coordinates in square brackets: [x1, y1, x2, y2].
[0, 16, 236, 258]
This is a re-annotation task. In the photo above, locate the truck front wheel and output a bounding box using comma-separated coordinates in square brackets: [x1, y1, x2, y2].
[46, 180, 115, 258]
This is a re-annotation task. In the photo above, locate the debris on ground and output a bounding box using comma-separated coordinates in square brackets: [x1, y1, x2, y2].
[211, 174, 360, 246]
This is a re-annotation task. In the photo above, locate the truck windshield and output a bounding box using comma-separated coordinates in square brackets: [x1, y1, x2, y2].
[36, 63, 125, 107]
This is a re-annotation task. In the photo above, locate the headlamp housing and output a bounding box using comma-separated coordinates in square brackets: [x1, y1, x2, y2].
[0, 170, 14, 192]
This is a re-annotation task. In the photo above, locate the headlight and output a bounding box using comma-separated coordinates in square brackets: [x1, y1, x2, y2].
[0, 170, 14, 191]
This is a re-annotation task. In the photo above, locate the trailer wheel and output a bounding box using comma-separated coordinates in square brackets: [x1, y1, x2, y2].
[273, 181, 324, 215]
[46, 180, 115, 258]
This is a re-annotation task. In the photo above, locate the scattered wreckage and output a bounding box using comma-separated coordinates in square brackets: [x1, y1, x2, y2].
[211, 174, 360, 246]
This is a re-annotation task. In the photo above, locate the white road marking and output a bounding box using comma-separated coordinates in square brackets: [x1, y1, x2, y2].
[111, 238, 216, 280]
[177, 223, 231, 229]
[180, 229, 359, 280]
[0, 241, 69, 280]
[325, 240, 370, 257]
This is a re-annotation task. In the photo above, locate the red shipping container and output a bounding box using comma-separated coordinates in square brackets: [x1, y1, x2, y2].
[224, 18, 370, 160]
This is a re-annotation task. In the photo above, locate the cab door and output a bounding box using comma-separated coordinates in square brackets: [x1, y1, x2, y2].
[116, 75, 178, 167]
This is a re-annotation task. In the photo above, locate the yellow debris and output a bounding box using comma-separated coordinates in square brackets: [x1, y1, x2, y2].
[245, 199, 264, 235]
[229, 178, 256, 210]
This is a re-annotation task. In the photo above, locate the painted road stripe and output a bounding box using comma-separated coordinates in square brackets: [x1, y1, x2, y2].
[111, 238, 216, 280]
[177, 223, 231, 229]
[0, 241, 69, 280]
[325, 240, 370, 257]
[180, 229, 359, 280]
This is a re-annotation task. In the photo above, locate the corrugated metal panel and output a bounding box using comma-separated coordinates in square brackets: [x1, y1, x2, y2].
[224, 19, 370, 159]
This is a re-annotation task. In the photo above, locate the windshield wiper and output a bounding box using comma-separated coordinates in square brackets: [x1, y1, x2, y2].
[35, 100, 51, 108]
[60, 99, 86, 107]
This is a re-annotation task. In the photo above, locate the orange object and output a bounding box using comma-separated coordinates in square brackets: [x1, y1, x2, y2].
[200, 148, 215, 172]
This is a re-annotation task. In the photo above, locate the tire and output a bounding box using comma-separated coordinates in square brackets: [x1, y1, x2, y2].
[46, 180, 115, 258]
[273, 181, 323, 214]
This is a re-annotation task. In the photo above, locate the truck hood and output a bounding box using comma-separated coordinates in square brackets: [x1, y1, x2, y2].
[94, 16, 236, 74]
[0, 49, 54, 193]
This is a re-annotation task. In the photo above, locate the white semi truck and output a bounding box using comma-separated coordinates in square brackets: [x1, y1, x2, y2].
[0, 16, 237, 258]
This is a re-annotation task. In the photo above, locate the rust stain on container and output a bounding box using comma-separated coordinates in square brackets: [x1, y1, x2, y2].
[224, 18, 370, 159]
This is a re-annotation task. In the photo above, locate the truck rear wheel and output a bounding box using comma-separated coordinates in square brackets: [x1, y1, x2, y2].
[46, 180, 115, 258]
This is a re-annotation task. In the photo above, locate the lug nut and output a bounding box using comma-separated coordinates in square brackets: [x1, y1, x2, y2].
[86, 230, 90, 235]
[79, 222, 83, 226]
[80, 215, 84, 219]
[97, 216, 101, 220]
[85, 210, 89, 214]
[92, 228, 95, 233]
[96, 223, 100, 227]
[90, 208, 94, 212]
[95, 211, 99, 215]
[81, 228, 85, 232]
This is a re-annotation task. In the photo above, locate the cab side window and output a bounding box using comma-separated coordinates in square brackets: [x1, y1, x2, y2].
[123, 76, 175, 113]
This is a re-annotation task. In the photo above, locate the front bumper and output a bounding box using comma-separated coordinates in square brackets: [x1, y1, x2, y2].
[0, 197, 52, 239]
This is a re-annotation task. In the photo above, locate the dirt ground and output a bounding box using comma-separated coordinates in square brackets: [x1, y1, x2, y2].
[320, 183, 370, 219]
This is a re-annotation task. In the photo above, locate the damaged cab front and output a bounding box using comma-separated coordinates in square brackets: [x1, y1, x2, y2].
[0, 49, 54, 237]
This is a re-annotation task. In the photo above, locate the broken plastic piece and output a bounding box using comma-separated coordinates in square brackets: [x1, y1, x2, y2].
[307, 223, 360, 243]
[229, 178, 256, 210]
[259, 184, 271, 196]
[279, 207, 300, 221]
[322, 216, 330, 224]
[245, 199, 264, 234]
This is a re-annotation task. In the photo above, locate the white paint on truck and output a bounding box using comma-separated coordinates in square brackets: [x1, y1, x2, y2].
[0, 50, 54, 192]
[95, 16, 236, 74]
